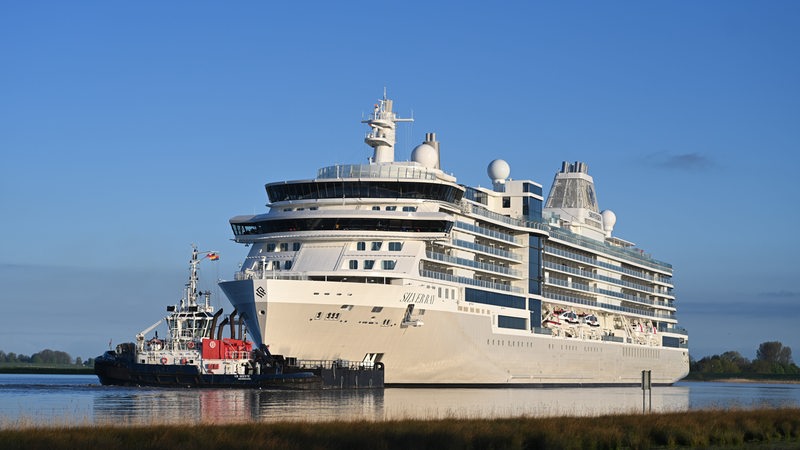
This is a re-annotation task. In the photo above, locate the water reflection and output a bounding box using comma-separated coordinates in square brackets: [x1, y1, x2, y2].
[92, 388, 389, 425]
[4, 375, 800, 428]
[90, 385, 690, 425]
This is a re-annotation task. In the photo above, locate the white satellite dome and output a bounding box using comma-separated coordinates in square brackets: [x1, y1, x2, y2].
[487, 159, 511, 184]
[411, 143, 438, 169]
[601, 210, 617, 234]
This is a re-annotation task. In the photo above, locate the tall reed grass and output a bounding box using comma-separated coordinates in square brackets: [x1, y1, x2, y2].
[1, 407, 798, 449]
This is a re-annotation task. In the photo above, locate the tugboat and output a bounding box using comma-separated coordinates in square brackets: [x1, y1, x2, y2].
[94, 246, 383, 389]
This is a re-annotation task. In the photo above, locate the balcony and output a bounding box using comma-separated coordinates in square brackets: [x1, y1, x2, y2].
[425, 251, 523, 279]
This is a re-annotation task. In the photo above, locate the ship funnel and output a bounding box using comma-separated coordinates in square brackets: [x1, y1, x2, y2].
[217, 317, 229, 340]
[208, 308, 224, 339]
[229, 309, 238, 339]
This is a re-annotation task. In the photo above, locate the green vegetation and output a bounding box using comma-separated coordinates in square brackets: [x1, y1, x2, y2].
[0, 349, 94, 374]
[690, 341, 800, 381]
[2, 408, 799, 449]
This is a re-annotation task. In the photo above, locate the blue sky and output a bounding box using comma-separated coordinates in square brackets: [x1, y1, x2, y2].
[1, 1, 798, 362]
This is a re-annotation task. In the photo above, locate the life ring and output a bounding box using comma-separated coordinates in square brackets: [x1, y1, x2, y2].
[187, 341, 195, 349]
[181, 358, 188, 365]
[209, 341, 216, 349]
[160, 357, 168, 365]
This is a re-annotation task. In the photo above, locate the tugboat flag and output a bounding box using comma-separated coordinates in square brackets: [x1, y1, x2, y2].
[207, 252, 219, 261]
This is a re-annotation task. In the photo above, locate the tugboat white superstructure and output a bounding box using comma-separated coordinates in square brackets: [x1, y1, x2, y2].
[219, 93, 689, 386]
[95, 246, 383, 388]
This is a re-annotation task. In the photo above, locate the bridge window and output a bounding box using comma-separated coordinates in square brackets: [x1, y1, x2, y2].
[266, 180, 464, 204]
[232, 218, 453, 236]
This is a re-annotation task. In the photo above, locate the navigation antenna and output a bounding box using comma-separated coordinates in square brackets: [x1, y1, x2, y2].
[362, 90, 413, 163]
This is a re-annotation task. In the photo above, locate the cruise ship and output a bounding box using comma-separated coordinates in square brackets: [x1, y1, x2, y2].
[219, 94, 689, 386]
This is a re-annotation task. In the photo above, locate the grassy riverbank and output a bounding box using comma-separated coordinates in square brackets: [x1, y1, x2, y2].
[2, 408, 799, 449]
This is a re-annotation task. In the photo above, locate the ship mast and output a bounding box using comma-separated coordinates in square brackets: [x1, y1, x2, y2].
[185, 245, 214, 312]
[362, 90, 413, 163]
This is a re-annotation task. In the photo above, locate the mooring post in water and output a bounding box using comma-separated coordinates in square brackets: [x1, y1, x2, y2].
[641, 370, 652, 413]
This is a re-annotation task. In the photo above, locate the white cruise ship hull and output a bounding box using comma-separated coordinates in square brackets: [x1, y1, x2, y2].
[220, 278, 689, 386]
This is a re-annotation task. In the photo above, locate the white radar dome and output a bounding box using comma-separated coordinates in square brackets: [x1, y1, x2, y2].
[411, 143, 438, 169]
[601, 210, 617, 234]
[487, 159, 511, 183]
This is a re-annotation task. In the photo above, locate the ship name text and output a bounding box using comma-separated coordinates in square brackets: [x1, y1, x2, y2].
[400, 292, 435, 305]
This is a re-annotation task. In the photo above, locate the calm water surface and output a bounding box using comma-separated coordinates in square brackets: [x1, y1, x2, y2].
[1, 374, 799, 427]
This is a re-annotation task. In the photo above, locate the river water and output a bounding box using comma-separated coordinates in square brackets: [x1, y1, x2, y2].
[1, 374, 799, 427]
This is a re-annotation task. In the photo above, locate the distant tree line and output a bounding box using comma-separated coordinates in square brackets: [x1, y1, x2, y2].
[691, 341, 799, 375]
[0, 349, 93, 367]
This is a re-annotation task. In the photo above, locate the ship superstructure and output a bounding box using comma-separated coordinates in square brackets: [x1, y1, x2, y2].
[219, 93, 689, 386]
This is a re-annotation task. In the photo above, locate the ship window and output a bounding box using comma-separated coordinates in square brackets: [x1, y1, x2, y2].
[279, 242, 288, 252]
[445, 289, 449, 299]
[267, 243, 276, 252]
[372, 306, 383, 313]
[371, 242, 382, 251]
[502, 197, 511, 208]
[349, 260, 358, 270]
[382, 260, 396, 270]
[357, 241, 366, 251]
[364, 260, 375, 269]
[293, 242, 301, 251]
[283, 208, 292, 211]
[272, 261, 280, 270]
[465, 288, 525, 309]
[309, 206, 318, 210]
[372, 206, 381, 210]
[402, 206, 417, 212]
[498, 315, 526, 330]
[284, 261, 292, 270]
[386, 206, 397, 211]
[266, 180, 464, 204]
[233, 218, 453, 235]
[388, 242, 403, 251]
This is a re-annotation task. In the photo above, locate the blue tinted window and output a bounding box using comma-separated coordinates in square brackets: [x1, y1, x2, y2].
[498, 315, 526, 330]
[465, 288, 525, 309]
[528, 236, 543, 294]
